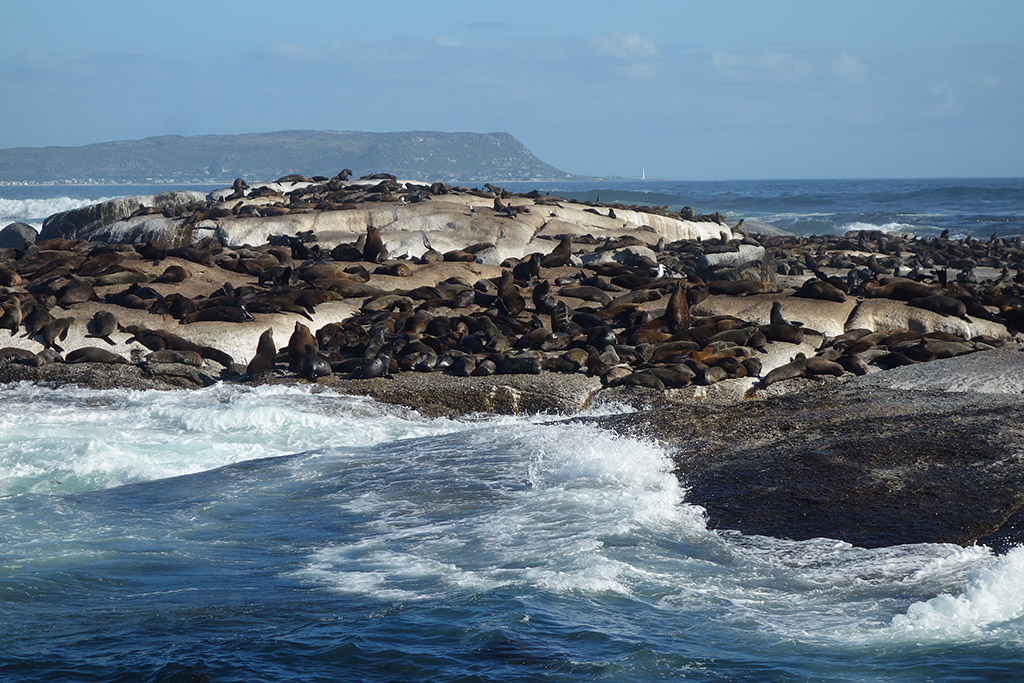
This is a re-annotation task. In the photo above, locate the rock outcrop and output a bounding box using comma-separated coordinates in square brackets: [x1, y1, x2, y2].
[40, 191, 207, 241]
[0, 222, 36, 250]
[591, 347, 1024, 550]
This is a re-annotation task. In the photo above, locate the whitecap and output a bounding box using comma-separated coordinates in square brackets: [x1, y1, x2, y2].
[887, 546, 1024, 640]
[0, 195, 113, 227]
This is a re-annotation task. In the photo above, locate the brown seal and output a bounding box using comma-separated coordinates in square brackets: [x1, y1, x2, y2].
[85, 310, 118, 346]
[664, 282, 690, 333]
[541, 236, 573, 268]
[497, 270, 526, 316]
[246, 328, 277, 379]
[39, 316, 74, 352]
[65, 347, 128, 364]
[363, 226, 388, 264]
[286, 322, 318, 372]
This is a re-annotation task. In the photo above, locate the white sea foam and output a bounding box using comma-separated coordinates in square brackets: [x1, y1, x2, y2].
[289, 412, 1022, 653]
[292, 421, 705, 601]
[841, 220, 932, 234]
[0, 383, 466, 495]
[887, 546, 1024, 640]
[0, 196, 110, 228]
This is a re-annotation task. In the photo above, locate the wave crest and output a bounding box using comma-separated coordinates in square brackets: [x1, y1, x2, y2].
[888, 546, 1024, 639]
[0, 196, 108, 228]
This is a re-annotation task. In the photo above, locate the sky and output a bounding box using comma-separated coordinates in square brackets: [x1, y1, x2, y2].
[1, 0, 1022, 180]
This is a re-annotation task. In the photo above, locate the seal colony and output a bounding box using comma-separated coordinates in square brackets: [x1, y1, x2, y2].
[4, 172, 1024, 549]
[1, 171, 1023, 411]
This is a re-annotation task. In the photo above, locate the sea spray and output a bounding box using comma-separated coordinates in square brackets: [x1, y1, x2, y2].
[889, 546, 1024, 641]
[0, 195, 114, 229]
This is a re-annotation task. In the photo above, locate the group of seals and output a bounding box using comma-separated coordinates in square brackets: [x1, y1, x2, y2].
[3, 173, 1021, 402]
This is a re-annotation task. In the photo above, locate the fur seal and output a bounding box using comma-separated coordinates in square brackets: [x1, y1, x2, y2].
[541, 236, 573, 268]
[353, 345, 393, 379]
[286, 322, 318, 373]
[85, 310, 118, 346]
[793, 278, 846, 302]
[154, 265, 191, 284]
[246, 329, 277, 380]
[65, 347, 128, 364]
[709, 280, 779, 296]
[0, 298, 22, 334]
[363, 226, 388, 264]
[664, 283, 690, 333]
[146, 349, 204, 367]
[497, 270, 526, 316]
[39, 317, 73, 352]
[181, 306, 255, 324]
[908, 294, 969, 319]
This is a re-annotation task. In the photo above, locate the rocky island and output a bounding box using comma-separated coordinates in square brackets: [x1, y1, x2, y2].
[2, 171, 1024, 551]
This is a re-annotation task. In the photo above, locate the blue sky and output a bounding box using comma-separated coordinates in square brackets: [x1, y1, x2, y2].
[2, 0, 1021, 179]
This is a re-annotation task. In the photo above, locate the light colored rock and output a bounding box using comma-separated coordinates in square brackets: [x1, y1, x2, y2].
[847, 344, 1024, 394]
[80, 187, 733, 263]
[693, 294, 857, 338]
[846, 298, 1010, 339]
[697, 244, 773, 282]
[40, 191, 206, 241]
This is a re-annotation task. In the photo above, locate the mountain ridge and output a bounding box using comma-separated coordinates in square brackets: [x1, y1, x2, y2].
[0, 130, 580, 184]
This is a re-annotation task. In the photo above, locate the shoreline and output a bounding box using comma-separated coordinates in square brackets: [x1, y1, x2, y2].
[4, 174, 1024, 549]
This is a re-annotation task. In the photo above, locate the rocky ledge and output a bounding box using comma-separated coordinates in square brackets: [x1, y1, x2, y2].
[590, 346, 1024, 551]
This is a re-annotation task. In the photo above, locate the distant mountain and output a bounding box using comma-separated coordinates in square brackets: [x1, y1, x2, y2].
[0, 130, 578, 184]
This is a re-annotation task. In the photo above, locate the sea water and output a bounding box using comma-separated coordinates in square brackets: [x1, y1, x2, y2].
[1, 383, 1023, 681]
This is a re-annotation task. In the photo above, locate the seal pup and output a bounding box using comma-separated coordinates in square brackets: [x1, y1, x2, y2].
[85, 310, 118, 346]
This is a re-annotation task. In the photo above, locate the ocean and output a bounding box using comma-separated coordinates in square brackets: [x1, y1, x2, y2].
[2, 179, 1024, 681]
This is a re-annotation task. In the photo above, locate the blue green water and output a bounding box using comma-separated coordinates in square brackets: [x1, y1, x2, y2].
[1, 384, 1022, 681]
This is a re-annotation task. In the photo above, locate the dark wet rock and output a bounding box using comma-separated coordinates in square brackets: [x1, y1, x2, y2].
[318, 372, 602, 417]
[0, 222, 37, 249]
[587, 368, 1024, 549]
[0, 359, 214, 390]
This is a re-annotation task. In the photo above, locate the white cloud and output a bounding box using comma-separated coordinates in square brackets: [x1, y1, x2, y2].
[436, 36, 459, 48]
[591, 33, 658, 61]
[711, 49, 811, 83]
[831, 52, 867, 84]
